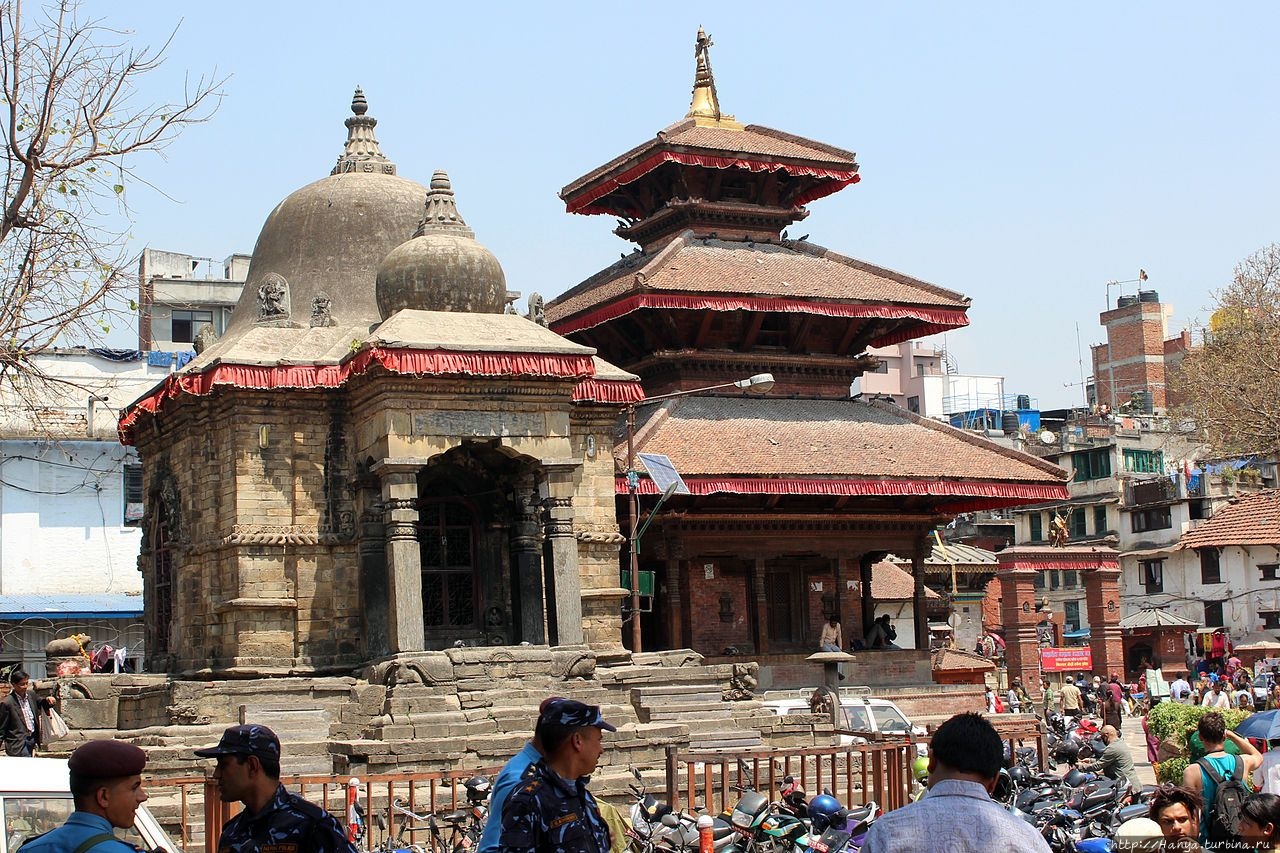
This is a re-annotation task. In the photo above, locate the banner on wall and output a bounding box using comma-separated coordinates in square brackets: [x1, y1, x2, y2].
[1040, 647, 1093, 672]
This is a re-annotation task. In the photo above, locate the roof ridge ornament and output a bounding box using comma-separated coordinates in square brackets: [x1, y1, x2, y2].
[331, 86, 397, 176]
[413, 170, 475, 238]
[686, 28, 740, 129]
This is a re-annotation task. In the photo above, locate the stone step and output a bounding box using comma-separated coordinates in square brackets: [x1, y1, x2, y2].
[643, 706, 734, 723]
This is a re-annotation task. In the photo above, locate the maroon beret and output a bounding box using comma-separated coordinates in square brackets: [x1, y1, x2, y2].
[68, 740, 147, 778]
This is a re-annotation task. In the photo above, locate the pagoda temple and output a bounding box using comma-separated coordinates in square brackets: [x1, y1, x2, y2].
[547, 30, 1069, 674]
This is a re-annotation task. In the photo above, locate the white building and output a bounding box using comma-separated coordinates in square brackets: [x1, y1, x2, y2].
[0, 349, 172, 676]
[138, 248, 248, 352]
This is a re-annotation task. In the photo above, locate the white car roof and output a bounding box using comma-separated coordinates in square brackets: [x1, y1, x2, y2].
[0, 757, 73, 793]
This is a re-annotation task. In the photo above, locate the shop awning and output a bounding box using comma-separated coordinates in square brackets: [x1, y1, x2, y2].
[0, 594, 143, 620]
[1063, 628, 1092, 640]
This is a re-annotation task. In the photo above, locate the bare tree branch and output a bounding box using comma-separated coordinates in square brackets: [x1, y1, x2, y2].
[0, 0, 224, 395]
[1171, 242, 1280, 456]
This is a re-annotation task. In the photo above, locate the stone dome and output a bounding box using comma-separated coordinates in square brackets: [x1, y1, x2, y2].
[375, 171, 507, 318]
[223, 89, 427, 335]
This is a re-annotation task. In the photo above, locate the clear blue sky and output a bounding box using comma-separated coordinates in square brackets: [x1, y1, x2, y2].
[97, 2, 1279, 409]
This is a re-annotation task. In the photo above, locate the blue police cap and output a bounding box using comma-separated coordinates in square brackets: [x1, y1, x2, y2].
[540, 698, 616, 732]
[194, 724, 282, 761]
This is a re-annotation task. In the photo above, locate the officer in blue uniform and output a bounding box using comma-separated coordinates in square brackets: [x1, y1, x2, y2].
[22, 739, 149, 853]
[498, 699, 616, 853]
[194, 724, 357, 853]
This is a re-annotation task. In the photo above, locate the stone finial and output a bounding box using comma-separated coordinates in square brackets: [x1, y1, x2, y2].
[687, 27, 721, 121]
[332, 87, 397, 176]
[527, 293, 547, 327]
[413, 170, 475, 238]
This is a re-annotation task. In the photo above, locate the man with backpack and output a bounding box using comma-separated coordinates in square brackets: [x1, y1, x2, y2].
[1182, 711, 1263, 847]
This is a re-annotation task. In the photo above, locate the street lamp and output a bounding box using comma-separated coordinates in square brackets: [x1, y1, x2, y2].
[625, 373, 775, 652]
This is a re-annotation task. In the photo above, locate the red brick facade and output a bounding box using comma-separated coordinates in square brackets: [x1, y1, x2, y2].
[1091, 298, 1187, 414]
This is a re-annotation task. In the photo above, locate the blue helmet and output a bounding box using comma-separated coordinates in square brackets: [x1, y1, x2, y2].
[808, 794, 842, 833]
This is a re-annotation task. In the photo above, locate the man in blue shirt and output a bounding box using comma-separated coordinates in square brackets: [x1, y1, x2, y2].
[862, 712, 1050, 852]
[498, 699, 616, 853]
[23, 740, 149, 853]
[478, 697, 563, 853]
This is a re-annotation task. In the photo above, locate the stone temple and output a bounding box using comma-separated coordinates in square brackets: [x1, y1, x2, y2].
[121, 89, 641, 676]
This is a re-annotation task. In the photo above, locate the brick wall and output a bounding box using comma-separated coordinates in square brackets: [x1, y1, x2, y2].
[688, 562, 755, 653]
[1094, 301, 1169, 410]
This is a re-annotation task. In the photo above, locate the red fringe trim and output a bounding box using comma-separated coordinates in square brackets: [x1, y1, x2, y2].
[553, 293, 970, 340]
[120, 348, 599, 444]
[997, 557, 1122, 570]
[566, 150, 860, 216]
[572, 378, 646, 403]
[617, 476, 1069, 502]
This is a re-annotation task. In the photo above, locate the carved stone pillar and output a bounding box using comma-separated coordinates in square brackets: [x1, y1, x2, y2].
[357, 483, 390, 659]
[912, 536, 930, 651]
[666, 557, 684, 649]
[752, 558, 769, 654]
[511, 476, 545, 644]
[543, 463, 583, 646]
[377, 463, 424, 654]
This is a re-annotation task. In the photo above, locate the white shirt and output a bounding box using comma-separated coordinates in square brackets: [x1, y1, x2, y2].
[17, 695, 34, 733]
[1255, 749, 1280, 795]
[1201, 689, 1230, 709]
[1171, 678, 1192, 703]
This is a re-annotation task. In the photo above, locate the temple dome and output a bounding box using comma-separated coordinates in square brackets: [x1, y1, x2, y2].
[375, 171, 507, 318]
[223, 89, 427, 334]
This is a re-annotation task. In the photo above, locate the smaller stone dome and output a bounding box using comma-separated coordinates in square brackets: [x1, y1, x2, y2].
[375, 171, 507, 318]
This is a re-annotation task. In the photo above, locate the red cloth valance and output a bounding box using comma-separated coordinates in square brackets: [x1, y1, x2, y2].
[565, 150, 860, 216]
[616, 476, 1068, 500]
[119, 348, 600, 444]
[554, 293, 970, 340]
[572, 378, 646, 403]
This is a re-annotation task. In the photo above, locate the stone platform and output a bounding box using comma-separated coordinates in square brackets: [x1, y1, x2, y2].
[40, 646, 842, 784]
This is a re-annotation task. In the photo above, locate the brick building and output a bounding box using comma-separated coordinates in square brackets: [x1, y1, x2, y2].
[1090, 290, 1192, 414]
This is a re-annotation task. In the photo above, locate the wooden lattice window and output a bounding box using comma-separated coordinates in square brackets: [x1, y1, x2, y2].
[151, 507, 173, 654]
[420, 501, 477, 630]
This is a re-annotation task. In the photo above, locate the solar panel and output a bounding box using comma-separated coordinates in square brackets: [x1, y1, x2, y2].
[637, 453, 691, 495]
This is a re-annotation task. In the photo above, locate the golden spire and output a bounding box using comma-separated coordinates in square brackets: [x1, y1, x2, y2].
[688, 27, 720, 119]
[686, 28, 741, 129]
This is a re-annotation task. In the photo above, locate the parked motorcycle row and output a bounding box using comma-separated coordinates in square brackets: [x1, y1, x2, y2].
[997, 714, 1158, 853]
[627, 764, 881, 853]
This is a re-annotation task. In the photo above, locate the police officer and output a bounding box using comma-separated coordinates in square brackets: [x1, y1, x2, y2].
[194, 723, 357, 853]
[23, 739, 148, 853]
[498, 699, 616, 853]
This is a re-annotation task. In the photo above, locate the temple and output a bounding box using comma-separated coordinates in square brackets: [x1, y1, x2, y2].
[548, 30, 1069, 680]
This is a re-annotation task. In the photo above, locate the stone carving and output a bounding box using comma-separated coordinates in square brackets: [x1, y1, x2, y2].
[192, 323, 217, 354]
[809, 685, 839, 725]
[310, 292, 336, 327]
[576, 529, 626, 545]
[527, 293, 547, 327]
[504, 290, 520, 315]
[550, 648, 596, 679]
[256, 273, 291, 323]
[167, 704, 212, 726]
[222, 524, 319, 546]
[722, 661, 759, 701]
[153, 463, 185, 545]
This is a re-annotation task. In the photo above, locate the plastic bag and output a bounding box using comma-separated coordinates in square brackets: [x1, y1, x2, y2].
[45, 708, 69, 740]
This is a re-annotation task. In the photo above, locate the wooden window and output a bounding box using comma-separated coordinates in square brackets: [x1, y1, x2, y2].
[1094, 505, 1108, 535]
[1123, 449, 1165, 474]
[1260, 564, 1280, 581]
[1264, 611, 1280, 630]
[1204, 600, 1224, 627]
[1064, 601, 1081, 632]
[1029, 513, 1043, 542]
[1070, 507, 1087, 538]
[1073, 448, 1112, 482]
[123, 464, 144, 527]
[420, 500, 478, 631]
[1140, 560, 1164, 594]
[1131, 506, 1172, 533]
[1200, 549, 1222, 585]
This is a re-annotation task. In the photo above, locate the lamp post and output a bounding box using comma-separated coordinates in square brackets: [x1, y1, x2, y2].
[626, 373, 775, 652]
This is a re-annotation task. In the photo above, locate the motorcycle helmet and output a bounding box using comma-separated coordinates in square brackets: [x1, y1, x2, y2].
[1057, 740, 1080, 765]
[464, 775, 491, 802]
[911, 755, 929, 782]
[1009, 765, 1031, 787]
[808, 794, 842, 834]
[990, 768, 1013, 803]
[1063, 767, 1091, 788]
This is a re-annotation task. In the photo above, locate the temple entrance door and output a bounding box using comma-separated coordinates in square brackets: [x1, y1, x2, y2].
[766, 570, 797, 646]
[419, 499, 479, 641]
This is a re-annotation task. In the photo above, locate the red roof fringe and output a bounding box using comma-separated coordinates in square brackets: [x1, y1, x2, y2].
[554, 293, 970, 339]
[617, 476, 1069, 501]
[995, 557, 1122, 570]
[572, 378, 646, 404]
[119, 348, 602, 444]
[565, 150, 860, 215]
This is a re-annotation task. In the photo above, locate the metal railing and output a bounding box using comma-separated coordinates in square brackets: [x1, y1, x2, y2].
[146, 767, 505, 853]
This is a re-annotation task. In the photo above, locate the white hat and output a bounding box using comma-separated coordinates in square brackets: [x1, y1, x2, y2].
[1114, 816, 1163, 842]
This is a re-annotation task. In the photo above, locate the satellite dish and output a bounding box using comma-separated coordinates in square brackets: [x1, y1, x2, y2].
[1039, 430, 1057, 445]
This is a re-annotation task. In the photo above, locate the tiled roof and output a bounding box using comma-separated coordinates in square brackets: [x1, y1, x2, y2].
[547, 233, 969, 333]
[932, 647, 996, 671]
[854, 560, 942, 601]
[561, 119, 858, 200]
[623, 397, 1067, 485]
[1118, 607, 1199, 630]
[1180, 490, 1280, 549]
[889, 543, 998, 569]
